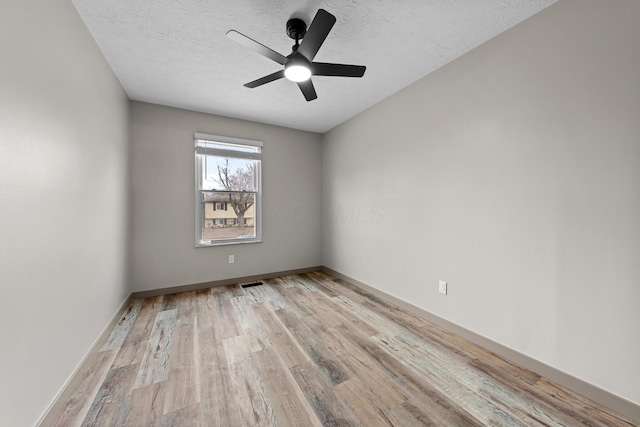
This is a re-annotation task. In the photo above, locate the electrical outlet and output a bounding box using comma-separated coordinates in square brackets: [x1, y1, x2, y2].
[439, 280, 447, 295]
[229, 255, 234, 264]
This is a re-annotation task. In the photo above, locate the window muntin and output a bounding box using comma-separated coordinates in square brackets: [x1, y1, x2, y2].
[195, 133, 262, 246]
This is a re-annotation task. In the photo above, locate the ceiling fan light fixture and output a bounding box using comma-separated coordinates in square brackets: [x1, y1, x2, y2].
[284, 64, 311, 82]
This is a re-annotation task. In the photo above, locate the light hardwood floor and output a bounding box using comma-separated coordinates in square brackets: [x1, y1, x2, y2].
[47, 272, 638, 426]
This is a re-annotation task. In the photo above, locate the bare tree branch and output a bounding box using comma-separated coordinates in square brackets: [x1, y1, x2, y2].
[215, 159, 255, 227]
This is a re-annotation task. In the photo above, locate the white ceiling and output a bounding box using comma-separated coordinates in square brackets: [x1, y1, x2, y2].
[71, 0, 557, 134]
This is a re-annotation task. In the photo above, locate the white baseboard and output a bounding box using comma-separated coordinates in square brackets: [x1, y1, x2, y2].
[37, 294, 132, 427]
[38, 266, 640, 424]
[322, 266, 640, 424]
[37, 267, 323, 425]
[131, 266, 322, 298]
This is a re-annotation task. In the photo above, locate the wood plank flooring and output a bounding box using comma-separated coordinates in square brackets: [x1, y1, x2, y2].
[47, 272, 638, 426]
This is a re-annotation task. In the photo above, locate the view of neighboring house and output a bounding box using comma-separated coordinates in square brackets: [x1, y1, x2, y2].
[202, 192, 254, 228]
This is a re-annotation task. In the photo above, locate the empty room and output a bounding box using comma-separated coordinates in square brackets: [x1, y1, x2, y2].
[2, 0, 639, 425]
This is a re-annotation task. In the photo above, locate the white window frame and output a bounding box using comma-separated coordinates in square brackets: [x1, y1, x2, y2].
[195, 133, 262, 247]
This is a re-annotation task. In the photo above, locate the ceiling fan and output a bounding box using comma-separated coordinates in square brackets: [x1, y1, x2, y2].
[226, 9, 366, 102]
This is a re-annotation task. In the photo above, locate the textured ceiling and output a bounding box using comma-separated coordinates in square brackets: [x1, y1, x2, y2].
[71, 0, 557, 133]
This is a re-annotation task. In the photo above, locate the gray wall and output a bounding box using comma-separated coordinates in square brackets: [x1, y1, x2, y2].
[130, 102, 323, 292]
[323, 0, 640, 405]
[3, 0, 638, 423]
[0, 1, 131, 425]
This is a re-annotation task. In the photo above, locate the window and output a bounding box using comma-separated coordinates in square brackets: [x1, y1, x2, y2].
[195, 133, 262, 246]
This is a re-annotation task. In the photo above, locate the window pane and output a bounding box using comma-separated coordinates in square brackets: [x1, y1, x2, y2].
[196, 134, 261, 247]
[202, 156, 257, 192]
[201, 192, 256, 241]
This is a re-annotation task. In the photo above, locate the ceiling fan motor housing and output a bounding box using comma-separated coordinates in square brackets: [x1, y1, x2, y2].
[286, 18, 307, 41]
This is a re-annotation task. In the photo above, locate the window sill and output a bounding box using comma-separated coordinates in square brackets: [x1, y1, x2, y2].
[195, 239, 262, 248]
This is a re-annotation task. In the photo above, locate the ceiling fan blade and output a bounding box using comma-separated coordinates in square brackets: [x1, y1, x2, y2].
[244, 70, 285, 88]
[297, 79, 318, 101]
[226, 30, 287, 65]
[311, 62, 366, 78]
[297, 9, 336, 62]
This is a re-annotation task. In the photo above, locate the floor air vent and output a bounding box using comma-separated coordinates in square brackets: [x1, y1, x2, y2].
[241, 282, 264, 288]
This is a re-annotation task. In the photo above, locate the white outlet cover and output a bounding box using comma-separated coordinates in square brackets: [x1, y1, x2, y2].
[439, 280, 447, 295]
[229, 255, 235, 264]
